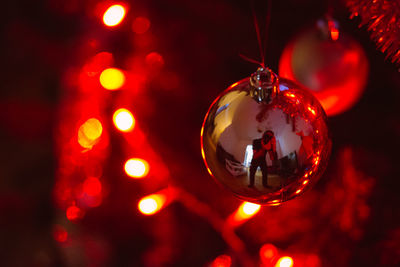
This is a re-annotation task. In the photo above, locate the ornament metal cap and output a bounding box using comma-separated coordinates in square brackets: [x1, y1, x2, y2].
[250, 67, 279, 103]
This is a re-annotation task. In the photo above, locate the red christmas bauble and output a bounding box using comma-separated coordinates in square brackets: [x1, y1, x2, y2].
[201, 68, 331, 205]
[279, 18, 369, 116]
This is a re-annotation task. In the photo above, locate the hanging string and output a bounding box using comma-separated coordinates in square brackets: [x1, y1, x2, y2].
[239, 53, 263, 66]
[241, 0, 272, 68]
[251, 0, 266, 68]
[263, 0, 272, 64]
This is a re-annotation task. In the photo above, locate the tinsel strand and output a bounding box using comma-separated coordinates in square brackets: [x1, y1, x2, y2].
[346, 0, 400, 64]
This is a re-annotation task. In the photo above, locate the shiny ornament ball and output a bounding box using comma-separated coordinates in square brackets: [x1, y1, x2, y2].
[201, 68, 331, 205]
[279, 18, 369, 116]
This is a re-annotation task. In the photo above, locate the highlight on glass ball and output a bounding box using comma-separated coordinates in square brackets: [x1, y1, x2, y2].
[279, 17, 369, 116]
[201, 68, 331, 205]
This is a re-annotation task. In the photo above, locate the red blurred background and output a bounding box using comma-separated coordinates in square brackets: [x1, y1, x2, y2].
[0, 0, 399, 266]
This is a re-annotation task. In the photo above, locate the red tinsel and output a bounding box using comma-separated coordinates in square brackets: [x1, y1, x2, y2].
[346, 0, 400, 64]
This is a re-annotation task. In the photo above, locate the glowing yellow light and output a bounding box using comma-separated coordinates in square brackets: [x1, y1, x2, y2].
[314, 156, 320, 166]
[286, 93, 296, 98]
[308, 106, 316, 116]
[275, 256, 294, 267]
[103, 5, 126, 27]
[138, 193, 166, 215]
[201, 148, 206, 160]
[78, 118, 103, 149]
[242, 202, 261, 215]
[229, 202, 261, 226]
[237, 202, 261, 219]
[229, 82, 239, 89]
[295, 189, 302, 194]
[200, 127, 206, 160]
[113, 108, 135, 132]
[303, 180, 309, 185]
[100, 68, 125, 90]
[124, 158, 149, 178]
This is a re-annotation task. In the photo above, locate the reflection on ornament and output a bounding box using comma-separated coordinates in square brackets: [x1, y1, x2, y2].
[201, 68, 331, 205]
[279, 18, 369, 116]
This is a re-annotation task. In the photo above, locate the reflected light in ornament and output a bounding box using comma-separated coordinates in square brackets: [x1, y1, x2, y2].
[138, 193, 166, 215]
[100, 68, 125, 90]
[201, 67, 331, 204]
[124, 158, 149, 178]
[78, 118, 103, 149]
[328, 20, 339, 41]
[113, 108, 135, 132]
[132, 17, 151, 34]
[260, 244, 278, 263]
[103, 4, 126, 27]
[275, 256, 294, 267]
[211, 254, 232, 267]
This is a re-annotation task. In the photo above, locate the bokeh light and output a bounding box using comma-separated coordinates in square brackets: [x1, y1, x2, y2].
[132, 17, 151, 34]
[124, 158, 149, 178]
[275, 256, 294, 267]
[53, 225, 68, 243]
[113, 108, 135, 132]
[305, 254, 321, 267]
[100, 68, 125, 90]
[83, 177, 102, 196]
[78, 118, 103, 149]
[260, 244, 278, 263]
[103, 4, 126, 27]
[83, 52, 114, 77]
[145, 52, 164, 69]
[66, 206, 82, 221]
[138, 193, 166, 215]
[231, 202, 261, 225]
[242, 202, 261, 216]
[278, 27, 369, 116]
[211, 254, 232, 267]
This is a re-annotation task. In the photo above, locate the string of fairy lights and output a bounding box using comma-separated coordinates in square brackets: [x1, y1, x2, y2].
[53, 3, 320, 267]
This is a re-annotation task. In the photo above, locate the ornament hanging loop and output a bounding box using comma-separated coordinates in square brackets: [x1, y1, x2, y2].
[250, 67, 279, 103]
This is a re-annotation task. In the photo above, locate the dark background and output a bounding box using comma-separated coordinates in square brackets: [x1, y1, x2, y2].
[1, 0, 399, 266]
